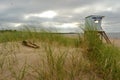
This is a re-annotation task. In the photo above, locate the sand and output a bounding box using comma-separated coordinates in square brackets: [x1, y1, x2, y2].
[110, 38, 120, 47]
[0, 39, 119, 80]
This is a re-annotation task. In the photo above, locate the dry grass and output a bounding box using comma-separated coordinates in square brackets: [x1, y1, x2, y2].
[0, 30, 120, 80]
[0, 41, 97, 80]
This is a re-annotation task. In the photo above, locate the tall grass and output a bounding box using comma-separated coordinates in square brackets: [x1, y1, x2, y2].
[0, 26, 120, 80]
[30, 45, 91, 80]
[0, 30, 81, 47]
[83, 25, 120, 80]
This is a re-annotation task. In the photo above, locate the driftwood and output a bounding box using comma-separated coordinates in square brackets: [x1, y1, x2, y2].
[22, 40, 39, 48]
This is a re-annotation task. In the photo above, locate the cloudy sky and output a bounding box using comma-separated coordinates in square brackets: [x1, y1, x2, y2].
[0, 0, 120, 32]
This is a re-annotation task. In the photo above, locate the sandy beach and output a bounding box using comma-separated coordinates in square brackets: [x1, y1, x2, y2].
[110, 38, 120, 47]
[0, 38, 119, 80]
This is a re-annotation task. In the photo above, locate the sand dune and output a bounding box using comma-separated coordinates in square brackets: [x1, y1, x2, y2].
[0, 39, 119, 80]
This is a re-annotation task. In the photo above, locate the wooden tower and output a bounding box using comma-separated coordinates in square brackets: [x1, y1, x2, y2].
[85, 15, 111, 44]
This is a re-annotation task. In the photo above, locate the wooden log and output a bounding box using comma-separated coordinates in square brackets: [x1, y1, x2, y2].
[22, 40, 39, 48]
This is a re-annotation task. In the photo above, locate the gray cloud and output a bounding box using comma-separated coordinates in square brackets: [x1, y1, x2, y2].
[0, 0, 120, 32]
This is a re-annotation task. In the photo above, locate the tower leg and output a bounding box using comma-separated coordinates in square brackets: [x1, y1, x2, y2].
[99, 31, 111, 44]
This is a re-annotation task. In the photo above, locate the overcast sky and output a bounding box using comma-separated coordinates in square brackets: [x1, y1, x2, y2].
[0, 0, 120, 32]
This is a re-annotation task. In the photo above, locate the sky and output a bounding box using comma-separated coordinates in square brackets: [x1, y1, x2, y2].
[0, 0, 120, 33]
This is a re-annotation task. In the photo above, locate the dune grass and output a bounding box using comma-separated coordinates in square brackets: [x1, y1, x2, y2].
[0, 27, 120, 80]
[0, 30, 81, 47]
[83, 30, 120, 80]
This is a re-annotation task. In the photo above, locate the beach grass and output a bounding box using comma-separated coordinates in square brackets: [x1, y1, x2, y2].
[0, 26, 120, 80]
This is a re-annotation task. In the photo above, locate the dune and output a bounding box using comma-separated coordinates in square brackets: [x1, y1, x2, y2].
[0, 38, 119, 80]
[0, 41, 92, 80]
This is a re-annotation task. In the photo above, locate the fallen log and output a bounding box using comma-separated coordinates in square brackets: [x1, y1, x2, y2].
[22, 40, 39, 49]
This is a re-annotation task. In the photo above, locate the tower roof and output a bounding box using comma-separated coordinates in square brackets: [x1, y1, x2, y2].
[85, 15, 105, 18]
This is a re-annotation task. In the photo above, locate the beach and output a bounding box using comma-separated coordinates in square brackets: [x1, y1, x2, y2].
[0, 34, 120, 80]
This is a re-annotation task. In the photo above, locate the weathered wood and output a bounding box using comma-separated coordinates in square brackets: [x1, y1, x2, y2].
[22, 40, 39, 48]
[99, 31, 111, 44]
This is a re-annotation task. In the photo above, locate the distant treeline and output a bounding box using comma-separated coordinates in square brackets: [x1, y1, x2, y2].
[0, 30, 17, 33]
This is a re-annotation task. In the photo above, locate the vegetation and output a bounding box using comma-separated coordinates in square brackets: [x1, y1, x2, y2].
[84, 31, 120, 80]
[0, 26, 120, 80]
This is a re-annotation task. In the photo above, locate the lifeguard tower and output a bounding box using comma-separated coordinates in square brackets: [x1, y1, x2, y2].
[84, 15, 111, 43]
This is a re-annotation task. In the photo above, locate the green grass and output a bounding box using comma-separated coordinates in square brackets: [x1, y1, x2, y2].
[0, 30, 81, 47]
[0, 26, 120, 80]
[83, 26, 120, 80]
